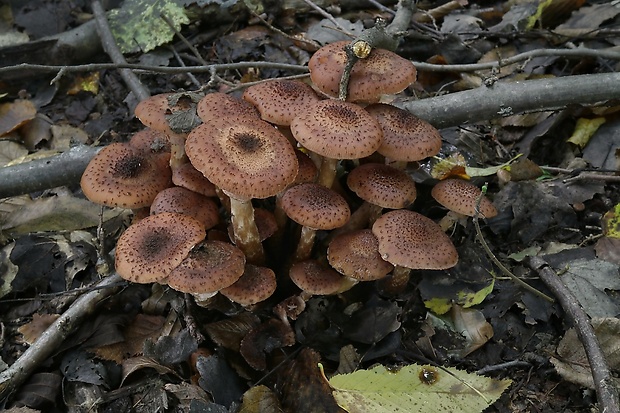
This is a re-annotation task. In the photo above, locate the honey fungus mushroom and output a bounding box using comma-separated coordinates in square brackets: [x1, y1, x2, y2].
[185, 115, 298, 264]
[327, 229, 393, 281]
[114, 212, 206, 284]
[220, 264, 277, 306]
[290, 99, 383, 188]
[431, 178, 498, 230]
[80, 142, 172, 209]
[308, 41, 417, 103]
[372, 210, 458, 294]
[281, 183, 351, 262]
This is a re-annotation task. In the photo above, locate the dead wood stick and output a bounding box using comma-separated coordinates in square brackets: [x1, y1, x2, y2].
[526, 256, 620, 413]
[92, 0, 150, 101]
[0, 273, 124, 402]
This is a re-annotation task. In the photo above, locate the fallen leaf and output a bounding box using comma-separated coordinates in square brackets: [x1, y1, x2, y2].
[0, 99, 36, 136]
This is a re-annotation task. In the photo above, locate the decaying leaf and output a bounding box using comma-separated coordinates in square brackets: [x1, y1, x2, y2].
[552, 318, 620, 389]
[450, 305, 494, 357]
[17, 313, 60, 345]
[602, 204, 620, 239]
[329, 363, 511, 413]
[196, 353, 245, 407]
[567, 117, 606, 149]
[0, 99, 36, 136]
[238, 384, 284, 413]
[240, 318, 295, 370]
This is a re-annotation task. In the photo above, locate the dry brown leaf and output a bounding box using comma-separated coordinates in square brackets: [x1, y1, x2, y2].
[94, 314, 166, 363]
[0, 99, 36, 136]
[17, 313, 60, 345]
[451, 305, 494, 357]
[238, 384, 284, 413]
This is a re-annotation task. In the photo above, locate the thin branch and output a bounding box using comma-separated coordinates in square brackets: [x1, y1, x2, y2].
[0, 273, 124, 402]
[526, 256, 620, 413]
[91, 0, 150, 101]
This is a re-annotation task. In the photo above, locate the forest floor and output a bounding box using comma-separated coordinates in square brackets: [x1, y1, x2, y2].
[1, 0, 620, 412]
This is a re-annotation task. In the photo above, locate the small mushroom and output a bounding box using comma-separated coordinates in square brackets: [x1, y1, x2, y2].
[366, 103, 442, 168]
[115, 212, 206, 283]
[345, 162, 416, 229]
[196, 92, 260, 124]
[290, 260, 357, 296]
[242, 79, 321, 126]
[80, 142, 172, 209]
[308, 41, 417, 102]
[220, 264, 277, 306]
[372, 210, 458, 294]
[281, 183, 350, 262]
[327, 229, 393, 281]
[431, 179, 498, 230]
[166, 240, 246, 302]
[171, 162, 217, 198]
[150, 186, 219, 231]
[290, 99, 383, 187]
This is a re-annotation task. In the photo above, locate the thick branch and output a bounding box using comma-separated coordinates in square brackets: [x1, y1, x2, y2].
[400, 71, 620, 128]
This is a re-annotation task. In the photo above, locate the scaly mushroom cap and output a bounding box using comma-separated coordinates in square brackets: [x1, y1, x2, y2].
[242, 79, 321, 126]
[366, 103, 442, 162]
[290, 99, 383, 159]
[128, 128, 171, 155]
[290, 260, 351, 295]
[372, 210, 458, 270]
[280, 183, 350, 230]
[327, 229, 394, 281]
[431, 179, 498, 218]
[134, 93, 174, 135]
[80, 142, 172, 208]
[150, 187, 219, 230]
[293, 150, 319, 185]
[197, 92, 260, 123]
[347, 163, 416, 209]
[220, 264, 277, 306]
[185, 116, 299, 200]
[166, 240, 246, 294]
[115, 212, 206, 283]
[171, 162, 217, 197]
[308, 41, 417, 102]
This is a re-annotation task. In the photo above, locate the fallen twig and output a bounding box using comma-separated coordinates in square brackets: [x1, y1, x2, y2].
[0, 273, 125, 402]
[526, 256, 620, 413]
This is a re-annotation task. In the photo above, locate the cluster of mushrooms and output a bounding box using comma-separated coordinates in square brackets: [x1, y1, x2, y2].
[80, 40, 498, 309]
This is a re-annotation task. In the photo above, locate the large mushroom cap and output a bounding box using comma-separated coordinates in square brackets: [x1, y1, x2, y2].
[290, 99, 383, 159]
[372, 210, 458, 270]
[115, 212, 206, 283]
[185, 116, 299, 200]
[327, 229, 393, 281]
[308, 41, 417, 102]
[80, 142, 172, 208]
[366, 103, 443, 162]
[281, 183, 350, 230]
[347, 163, 416, 209]
[242, 79, 321, 126]
[431, 179, 498, 218]
[220, 264, 277, 306]
[166, 240, 246, 294]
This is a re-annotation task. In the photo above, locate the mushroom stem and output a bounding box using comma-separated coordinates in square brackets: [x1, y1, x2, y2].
[385, 158, 408, 170]
[294, 226, 317, 262]
[317, 157, 338, 188]
[377, 265, 411, 295]
[229, 197, 265, 265]
[168, 132, 189, 171]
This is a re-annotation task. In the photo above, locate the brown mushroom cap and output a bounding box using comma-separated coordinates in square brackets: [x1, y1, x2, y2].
[80, 142, 172, 208]
[134, 93, 174, 135]
[308, 41, 417, 102]
[327, 229, 394, 281]
[128, 128, 171, 155]
[431, 179, 498, 218]
[115, 212, 206, 283]
[150, 187, 219, 230]
[242, 79, 321, 126]
[293, 150, 319, 185]
[220, 264, 277, 306]
[371, 210, 458, 270]
[185, 116, 299, 200]
[290, 260, 351, 295]
[290, 99, 383, 159]
[280, 183, 350, 230]
[346, 163, 416, 209]
[365, 103, 442, 162]
[197, 92, 260, 124]
[166, 240, 246, 294]
[171, 162, 217, 197]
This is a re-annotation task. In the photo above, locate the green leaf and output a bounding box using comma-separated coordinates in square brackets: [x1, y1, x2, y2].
[108, 0, 190, 54]
[329, 363, 511, 413]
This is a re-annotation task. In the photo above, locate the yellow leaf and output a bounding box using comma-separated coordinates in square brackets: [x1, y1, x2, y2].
[329, 363, 511, 413]
[567, 117, 606, 149]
